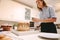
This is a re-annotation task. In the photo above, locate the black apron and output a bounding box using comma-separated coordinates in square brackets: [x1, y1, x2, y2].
[40, 22, 57, 33]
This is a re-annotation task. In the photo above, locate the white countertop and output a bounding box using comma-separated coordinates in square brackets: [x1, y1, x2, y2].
[11, 30, 40, 36]
[0, 31, 22, 40]
[11, 30, 60, 40]
[0, 30, 60, 40]
[18, 33, 60, 40]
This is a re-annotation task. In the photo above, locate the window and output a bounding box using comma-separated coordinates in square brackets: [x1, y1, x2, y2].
[25, 8, 31, 20]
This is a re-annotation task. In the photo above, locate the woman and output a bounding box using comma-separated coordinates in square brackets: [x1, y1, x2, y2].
[32, 0, 57, 33]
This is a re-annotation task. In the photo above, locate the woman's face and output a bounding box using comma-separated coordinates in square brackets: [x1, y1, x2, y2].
[36, 0, 43, 8]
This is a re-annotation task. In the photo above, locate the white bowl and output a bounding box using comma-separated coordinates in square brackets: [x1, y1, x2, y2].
[38, 33, 60, 39]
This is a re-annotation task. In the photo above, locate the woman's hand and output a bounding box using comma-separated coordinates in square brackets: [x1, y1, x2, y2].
[32, 18, 40, 22]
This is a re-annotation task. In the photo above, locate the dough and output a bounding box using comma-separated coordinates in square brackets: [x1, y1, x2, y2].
[0, 34, 12, 40]
[0, 34, 5, 39]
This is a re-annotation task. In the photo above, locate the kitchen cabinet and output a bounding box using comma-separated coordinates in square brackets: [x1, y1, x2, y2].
[0, 7, 25, 22]
[0, 9, 25, 22]
[0, 13, 13, 21]
[0, 0, 32, 22]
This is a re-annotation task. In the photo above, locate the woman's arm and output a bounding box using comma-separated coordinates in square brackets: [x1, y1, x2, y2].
[41, 18, 56, 22]
[32, 7, 57, 22]
[32, 18, 57, 22]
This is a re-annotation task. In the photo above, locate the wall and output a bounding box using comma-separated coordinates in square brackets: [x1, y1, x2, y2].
[0, 0, 39, 23]
[0, 0, 25, 22]
[0, 0, 39, 26]
[55, 12, 60, 24]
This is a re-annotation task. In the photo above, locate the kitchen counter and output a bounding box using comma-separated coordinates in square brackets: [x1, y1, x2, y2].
[18, 32, 60, 40]
[0, 30, 60, 40]
[11, 29, 60, 40]
[0, 31, 22, 40]
[11, 29, 40, 36]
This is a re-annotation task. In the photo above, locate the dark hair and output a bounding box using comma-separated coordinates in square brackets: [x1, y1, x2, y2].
[37, 0, 47, 11]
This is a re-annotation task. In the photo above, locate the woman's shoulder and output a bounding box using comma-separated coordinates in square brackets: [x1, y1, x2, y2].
[47, 6, 54, 9]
